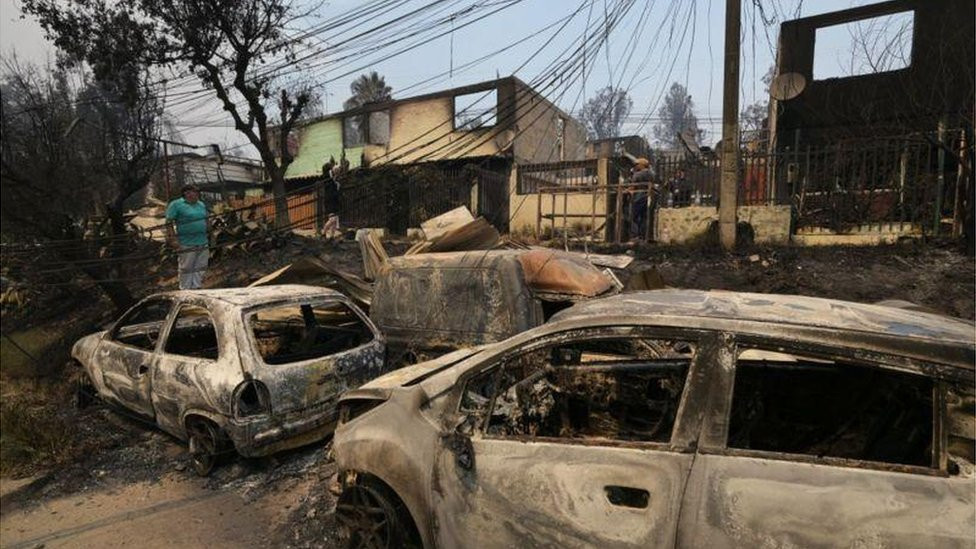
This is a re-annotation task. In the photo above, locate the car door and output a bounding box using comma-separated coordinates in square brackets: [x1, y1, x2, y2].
[95, 297, 173, 417]
[152, 301, 228, 438]
[242, 298, 385, 416]
[430, 327, 707, 548]
[676, 337, 976, 547]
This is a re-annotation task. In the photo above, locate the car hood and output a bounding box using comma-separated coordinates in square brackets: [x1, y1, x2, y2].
[342, 345, 488, 400]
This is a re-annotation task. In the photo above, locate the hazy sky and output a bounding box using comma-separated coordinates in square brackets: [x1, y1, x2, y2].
[2, 0, 879, 155]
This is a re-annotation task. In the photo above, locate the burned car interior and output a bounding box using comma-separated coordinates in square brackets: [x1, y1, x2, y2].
[250, 302, 375, 365]
[164, 305, 219, 360]
[728, 349, 949, 471]
[461, 337, 694, 443]
[113, 299, 171, 351]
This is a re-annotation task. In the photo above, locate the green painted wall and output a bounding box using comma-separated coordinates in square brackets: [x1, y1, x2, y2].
[285, 118, 363, 179]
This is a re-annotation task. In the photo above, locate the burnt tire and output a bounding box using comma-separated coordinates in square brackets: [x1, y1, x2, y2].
[337, 481, 417, 549]
[187, 420, 224, 477]
[75, 375, 97, 409]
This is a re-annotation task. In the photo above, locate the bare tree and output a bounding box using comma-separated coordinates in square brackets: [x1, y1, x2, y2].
[23, 0, 318, 229]
[579, 87, 632, 140]
[1, 59, 162, 310]
[652, 83, 704, 149]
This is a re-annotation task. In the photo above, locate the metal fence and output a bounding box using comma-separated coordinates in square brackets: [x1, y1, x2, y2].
[781, 131, 965, 231]
[340, 163, 510, 234]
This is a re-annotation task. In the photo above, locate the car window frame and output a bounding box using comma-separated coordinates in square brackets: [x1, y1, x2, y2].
[159, 301, 222, 362]
[453, 325, 706, 451]
[108, 296, 175, 353]
[242, 297, 379, 368]
[706, 333, 951, 478]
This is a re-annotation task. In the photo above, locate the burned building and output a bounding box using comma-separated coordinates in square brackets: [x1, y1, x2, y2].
[771, 0, 975, 147]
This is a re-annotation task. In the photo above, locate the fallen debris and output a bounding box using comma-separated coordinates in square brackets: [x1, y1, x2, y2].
[249, 257, 374, 308]
[356, 230, 389, 281]
[420, 205, 476, 241]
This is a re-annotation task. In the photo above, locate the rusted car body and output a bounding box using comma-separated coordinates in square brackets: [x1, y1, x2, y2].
[332, 289, 975, 548]
[369, 249, 615, 364]
[72, 284, 386, 474]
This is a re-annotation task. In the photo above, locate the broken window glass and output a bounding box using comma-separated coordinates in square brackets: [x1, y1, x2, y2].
[477, 337, 693, 443]
[164, 305, 219, 360]
[454, 90, 497, 130]
[728, 349, 934, 468]
[343, 115, 365, 147]
[250, 302, 374, 365]
[113, 299, 172, 351]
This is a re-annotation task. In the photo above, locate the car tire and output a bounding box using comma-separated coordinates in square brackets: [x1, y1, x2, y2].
[337, 481, 417, 549]
[75, 374, 97, 409]
[187, 419, 224, 477]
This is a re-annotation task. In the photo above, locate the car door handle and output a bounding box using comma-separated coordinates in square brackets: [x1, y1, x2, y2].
[605, 486, 649, 509]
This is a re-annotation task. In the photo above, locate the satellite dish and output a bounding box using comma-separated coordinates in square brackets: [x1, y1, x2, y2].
[769, 72, 807, 101]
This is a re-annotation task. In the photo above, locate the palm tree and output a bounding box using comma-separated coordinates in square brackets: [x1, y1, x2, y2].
[343, 72, 393, 110]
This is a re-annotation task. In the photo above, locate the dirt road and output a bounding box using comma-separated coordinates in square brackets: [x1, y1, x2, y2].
[1, 423, 340, 549]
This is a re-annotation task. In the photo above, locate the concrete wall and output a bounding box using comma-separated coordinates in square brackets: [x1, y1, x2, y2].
[384, 96, 507, 164]
[656, 205, 792, 245]
[512, 80, 587, 164]
[509, 188, 609, 236]
[793, 223, 921, 246]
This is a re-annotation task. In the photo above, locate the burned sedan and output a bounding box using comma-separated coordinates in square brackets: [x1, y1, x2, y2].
[72, 284, 386, 475]
[332, 289, 975, 548]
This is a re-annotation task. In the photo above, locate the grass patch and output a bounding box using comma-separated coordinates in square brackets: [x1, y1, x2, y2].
[0, 379, 76, 476]
[0, 327, 66, 378]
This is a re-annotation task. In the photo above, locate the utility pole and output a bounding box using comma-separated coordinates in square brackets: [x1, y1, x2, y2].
[719, 0, 741, 250]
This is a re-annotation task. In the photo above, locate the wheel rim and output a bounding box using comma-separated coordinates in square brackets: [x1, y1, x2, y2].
[188, 424, 217, 476]
[336, 484, 394, 549]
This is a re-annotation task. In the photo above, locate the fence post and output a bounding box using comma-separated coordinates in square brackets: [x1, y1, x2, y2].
[934, 117, 947, 235]
[952, 129, 967, 238]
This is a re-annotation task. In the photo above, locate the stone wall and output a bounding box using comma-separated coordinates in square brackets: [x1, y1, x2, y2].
[655, 205, 792, 244]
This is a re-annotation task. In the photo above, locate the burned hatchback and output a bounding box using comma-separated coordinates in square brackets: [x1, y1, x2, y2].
[72, 284, 386, 475]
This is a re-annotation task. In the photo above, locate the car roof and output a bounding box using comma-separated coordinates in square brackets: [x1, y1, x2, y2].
[154, 284, 343, 307]
[551, 289, 976, 345]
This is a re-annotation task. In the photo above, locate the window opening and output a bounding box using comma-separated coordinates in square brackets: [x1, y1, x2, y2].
[250, 302, 374, 365]
[728, 348, 934, 468]
[454, 90, 497, 130]
[343, 115, 365, 147]
[114, 299, 171, 351]
[812, 11, 914, 80]
[164, 305, 219, 360]
[368, 111, 390, 145]
[461, 337, 693, 443]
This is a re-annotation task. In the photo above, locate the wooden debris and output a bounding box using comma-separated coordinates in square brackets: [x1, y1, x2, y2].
[421, 206, 475, 241]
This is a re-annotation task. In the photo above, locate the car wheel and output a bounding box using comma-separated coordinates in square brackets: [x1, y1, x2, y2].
[337, 482, 412, 549]
[75, 374, 97, 409]
[187, 420, 222, 477]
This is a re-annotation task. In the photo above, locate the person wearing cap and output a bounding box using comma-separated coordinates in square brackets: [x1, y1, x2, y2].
[165, 184, 210, 290]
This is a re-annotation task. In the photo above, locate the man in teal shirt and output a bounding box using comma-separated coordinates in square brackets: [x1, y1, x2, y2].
[165, 184, 210, 289]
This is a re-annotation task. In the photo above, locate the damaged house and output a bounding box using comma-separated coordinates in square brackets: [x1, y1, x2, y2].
[278, 77, 587, 234]
[770, 0, 975, 244]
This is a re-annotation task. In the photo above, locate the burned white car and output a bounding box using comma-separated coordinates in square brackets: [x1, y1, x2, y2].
[72, 285, 386, 475]
[333, 289, 975, 548]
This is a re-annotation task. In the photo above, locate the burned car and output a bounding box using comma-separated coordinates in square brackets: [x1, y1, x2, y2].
[333, 289, 975, 548]
[369, 248, 616, 365]
[72, 284, 386, 475]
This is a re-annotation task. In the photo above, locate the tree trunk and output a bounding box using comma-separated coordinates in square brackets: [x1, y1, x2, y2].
[269, 166, 291, 229]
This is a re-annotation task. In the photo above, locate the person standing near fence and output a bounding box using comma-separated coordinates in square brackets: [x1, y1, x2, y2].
[165, 183, 210, 289]
[630, 157, 655, 240]
[321, 163, 342, 240]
